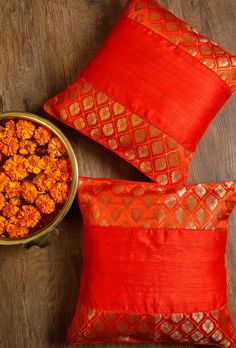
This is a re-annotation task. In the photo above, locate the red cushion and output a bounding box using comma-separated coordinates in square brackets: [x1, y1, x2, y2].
[44, 0, 236, 187]
[68, 177, 236, 347]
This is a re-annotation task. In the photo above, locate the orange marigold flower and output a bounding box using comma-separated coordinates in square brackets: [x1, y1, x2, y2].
[35, 194, 55, 214]
[6, 217, 29, 238]
[50, 182, 69, 204]
[22, 181, 38, 203]
[19, 139, 37, 155]
[44, 157, 71, 182]
[42, 155, 57, 175]
[0, 192, 6, 211]
[5, 181, 21, 198]
[5, 120, 16, 136]
[0, 136, 19, 156]
[33, 173, 56, 192]
[48, 136, 66, 157]
[16, 120, 35, 139]
[34, 126, 52, 145]
[26, 155, 45, 174]
[4, 155, 29, 181]
[0, 172, 10, 192]
[0, 121, 16, 141]
[56, 159, 71, 182]
[0, 216, 6, 235]
[18, 205, 41, 228]
[2, 198, 20, 218]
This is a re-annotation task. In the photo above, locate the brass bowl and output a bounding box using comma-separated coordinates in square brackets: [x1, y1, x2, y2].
[0, 112, 78, 248]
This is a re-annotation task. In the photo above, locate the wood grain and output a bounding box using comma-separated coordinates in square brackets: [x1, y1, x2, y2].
[0, 1, 235, 347]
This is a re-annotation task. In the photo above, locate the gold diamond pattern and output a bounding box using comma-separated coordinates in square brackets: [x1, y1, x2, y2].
[202, 319, 214, 334]
[44, 77, 192, 187]
[126, 0, 236, 93]
[79, 179, 236, 230]
[68, 304, 236, 347]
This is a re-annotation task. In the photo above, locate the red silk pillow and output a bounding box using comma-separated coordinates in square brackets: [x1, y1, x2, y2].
[68, 177, 236, 347]
[44, 0, 236, 187]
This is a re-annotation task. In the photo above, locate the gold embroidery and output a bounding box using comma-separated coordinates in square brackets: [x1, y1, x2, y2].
[169, 152, 180, 168]
[167, 137, 178, 150]
[116, 321, 128, 333]
[108, 139, 118, 150]
[131, 114, 143, 127]
[103, 123, 114, 136]
[70, 305, 235, 346]
[170, 331, 182, 340]
[171, 169, 182, 184]
[212, 330, 223, 342]
[120, 135, 131, 147]
[90, 128, 102, 139]
[83, 96, 93, 110]
[181, 320, 193, 334]
[160, 322, 172, 334]
[215, 185, 226, 198]
[90, 205, 100, 222]
[200, 45, 212, 55]
[217, 57, 229, 68]
[206, 195, 218, 211]
[69, 102, 80, 116]
[153, 207, 165, 223]
[192, 312, 204, 323]
[154, 158, 166, 170]
[156, 174, 168, 185]
[138, 145, 149, 158]
[184, 194, 197, 211]
[171, 313, 183, 323]
[93, 318, 106, 332]
[149, 125, 162, 138]
[87, 113, 97, 126]
[132, 186, 145, 196]
[191, 331, 204, 341]
[152, 140, 164, 155]
[140, 161, 151, 173]
[113, 102, 125, 115]
[175, 207, 186, 223]
[116, 118, 128, 132]
[97, 91, 108, 105]
[196, 208, 208, 225]
[149, 11, 161, 21]
[134, 129, 146, 143]
[124, 149, 136, 160]
[74, 118, 85, 130]
[202, 319, 214, 333]
[99, 107, 111, 121]
[165, 195, 177, 209]
[59, 109, 67, 120]
[195, 184, 207, 198]
[112, 184, 124, 195]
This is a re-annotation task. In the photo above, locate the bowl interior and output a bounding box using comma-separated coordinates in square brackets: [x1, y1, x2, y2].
[0, 112, 78, 245]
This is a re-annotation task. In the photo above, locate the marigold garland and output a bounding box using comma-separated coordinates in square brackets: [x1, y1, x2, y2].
[0, 119, 72, 239]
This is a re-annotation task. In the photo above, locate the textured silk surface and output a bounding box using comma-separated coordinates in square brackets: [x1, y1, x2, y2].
[44, 0, 235, 185]
[81, 16, 230, 152]
[68, 177, 236, 347]
[126, 0, 236, 94]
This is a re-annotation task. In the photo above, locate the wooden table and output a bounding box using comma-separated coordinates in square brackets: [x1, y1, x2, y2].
[0, 1, 235, 347]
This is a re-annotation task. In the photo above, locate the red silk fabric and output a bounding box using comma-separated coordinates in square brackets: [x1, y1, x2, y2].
[80, 224, 227, 314]
[68, 177, 236, 346]
[81, 16, 231, 152]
